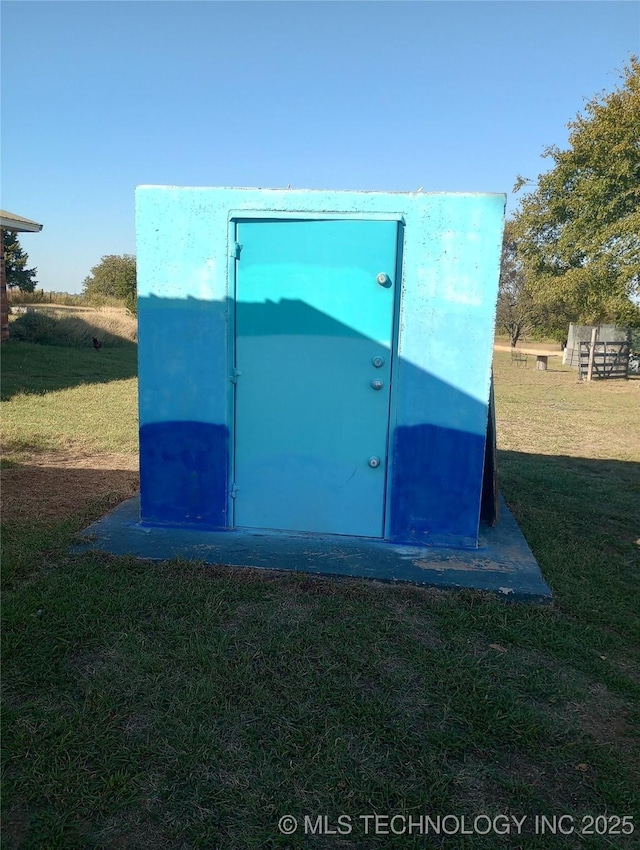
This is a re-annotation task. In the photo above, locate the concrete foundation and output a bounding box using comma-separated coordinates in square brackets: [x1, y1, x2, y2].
[73, 493, 552, 604]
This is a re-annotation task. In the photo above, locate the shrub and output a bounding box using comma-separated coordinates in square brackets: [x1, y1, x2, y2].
[9, 311, 136, 347]
[6, 289, 47, 305]
[7, 290, 129, 310]
[9, 311, 60, 344]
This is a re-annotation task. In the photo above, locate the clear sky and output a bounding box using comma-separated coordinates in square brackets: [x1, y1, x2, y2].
[1, 1, 638, 293]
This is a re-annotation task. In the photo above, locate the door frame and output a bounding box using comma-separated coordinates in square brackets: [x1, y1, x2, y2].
[226, 211, 406, 538]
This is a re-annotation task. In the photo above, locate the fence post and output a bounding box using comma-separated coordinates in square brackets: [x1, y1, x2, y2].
[586, 327, 597, 381]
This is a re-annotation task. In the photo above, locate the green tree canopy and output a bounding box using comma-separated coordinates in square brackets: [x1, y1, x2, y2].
[3, 230, 38, 292]
[512, 56, 640, 327]
[82, 254, 137, 314]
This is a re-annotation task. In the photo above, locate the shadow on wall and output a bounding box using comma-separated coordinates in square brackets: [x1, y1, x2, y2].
[138, 295, 493, 547]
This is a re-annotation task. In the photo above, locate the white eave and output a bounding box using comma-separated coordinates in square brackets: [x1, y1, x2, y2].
[0, 210, 44, 232]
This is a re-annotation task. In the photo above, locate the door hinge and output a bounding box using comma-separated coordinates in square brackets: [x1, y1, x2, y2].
[230, 483, 239, 499]
[231, 241, 242, 260]
[229, 367, 242, 383]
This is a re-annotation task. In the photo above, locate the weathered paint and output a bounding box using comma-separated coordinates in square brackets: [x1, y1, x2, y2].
[73, 494, 552, 604]
[136, 186, 505, 547]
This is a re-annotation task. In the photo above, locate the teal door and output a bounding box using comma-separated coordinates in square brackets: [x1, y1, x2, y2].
[233, 219, 398, 537]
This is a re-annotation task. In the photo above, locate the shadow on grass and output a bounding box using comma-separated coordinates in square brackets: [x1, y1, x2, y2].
[4, 448, 638, 615]
[2, 453, 640, 849]
[498, 449, 640, 631]
[1, 461, 138, 590]
[1, 459, 138, 522]
[1, 339, 138, 400]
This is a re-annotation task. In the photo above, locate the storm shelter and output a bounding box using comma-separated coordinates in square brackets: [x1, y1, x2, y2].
[136, 187, 506, 551]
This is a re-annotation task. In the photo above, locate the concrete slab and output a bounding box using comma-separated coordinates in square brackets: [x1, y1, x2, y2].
[72, 494, 552, 603]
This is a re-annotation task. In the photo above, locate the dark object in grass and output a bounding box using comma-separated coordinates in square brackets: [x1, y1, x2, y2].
[92, 337, 102, 351]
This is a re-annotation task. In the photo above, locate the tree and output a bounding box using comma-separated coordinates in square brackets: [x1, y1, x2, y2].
[496, 220, 545, 346]
[3, 230, 38, 292]
[512, 56, 640, 328]
[83, 254, 137, 314]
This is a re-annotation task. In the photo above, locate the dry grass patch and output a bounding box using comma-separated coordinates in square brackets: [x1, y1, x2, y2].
[9, 304, 137, 347]
[494, 351, 640, 461]
[1, 450, 139, 521]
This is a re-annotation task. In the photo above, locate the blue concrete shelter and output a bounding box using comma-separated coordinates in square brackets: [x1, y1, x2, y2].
[136, 186, 505, 551]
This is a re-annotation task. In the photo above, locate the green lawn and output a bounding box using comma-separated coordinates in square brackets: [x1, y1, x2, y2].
[1, 341, 138, 456]
[2, 342, 639, 849]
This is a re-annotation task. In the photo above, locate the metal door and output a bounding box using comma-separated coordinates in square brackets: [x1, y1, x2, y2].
[233, 219, 398, 536]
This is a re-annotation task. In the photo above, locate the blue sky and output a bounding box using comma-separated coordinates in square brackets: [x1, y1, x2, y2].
[1, 1, 638, 294]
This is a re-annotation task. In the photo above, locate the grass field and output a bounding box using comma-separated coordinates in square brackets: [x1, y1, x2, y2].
[1, 339, 639, 849]
[8, 304, 137, 349]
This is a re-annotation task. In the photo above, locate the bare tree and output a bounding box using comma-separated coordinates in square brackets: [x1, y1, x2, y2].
[496, 220, 543, 347]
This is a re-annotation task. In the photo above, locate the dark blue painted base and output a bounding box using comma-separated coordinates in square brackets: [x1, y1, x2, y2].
[390, 424, 485, 548]
[72, 494, 552, 603]
[139, 421, 228, 529]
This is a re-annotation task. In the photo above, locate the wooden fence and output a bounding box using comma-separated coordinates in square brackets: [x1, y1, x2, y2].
[578, 341, 630, 380]
[563, 323, 629, 369]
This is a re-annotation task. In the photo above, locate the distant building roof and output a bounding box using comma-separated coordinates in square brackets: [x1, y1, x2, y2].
[0, 210, 44, 232]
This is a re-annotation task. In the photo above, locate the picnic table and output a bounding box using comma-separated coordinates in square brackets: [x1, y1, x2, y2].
[494, 345, 562, 371]
[523, 349, 560, 371]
